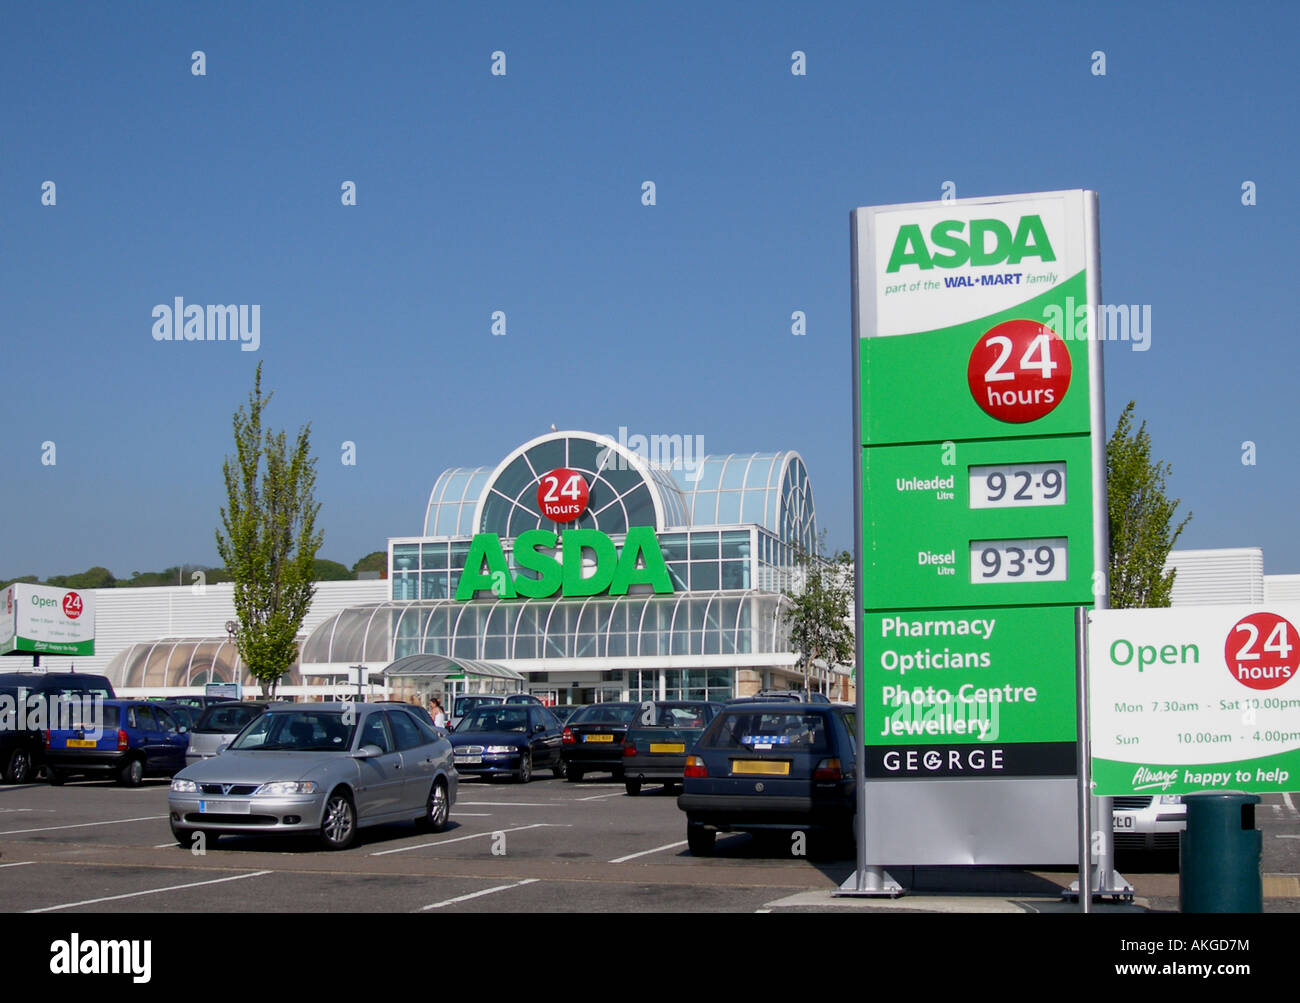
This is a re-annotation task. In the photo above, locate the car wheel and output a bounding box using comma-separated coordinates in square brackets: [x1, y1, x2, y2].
[119, 757, 144, 787]
[3, 747, 32, 784]
[319, 789, 357, 850]
[551, 756, 565, 779]
[624, 780, 641, 796]
[687, 824, 715, 856]
[418, 779, 449, 833]
[565, 763, 584, 782]
[516, 751, 532, 784]
[47, 769, 67, 786]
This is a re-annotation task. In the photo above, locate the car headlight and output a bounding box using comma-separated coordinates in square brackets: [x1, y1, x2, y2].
[255, 781, 319, 796]
[1157, 795, 1184, 805]
[170, 779, 200, 794]
[485, 745, 517, 754]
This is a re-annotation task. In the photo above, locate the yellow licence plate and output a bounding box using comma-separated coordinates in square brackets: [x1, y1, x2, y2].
[65, 739, 97, 748]
[583, 734, 614, 743]
[732, 760, 790, 776]
[650, 743, 685, 754]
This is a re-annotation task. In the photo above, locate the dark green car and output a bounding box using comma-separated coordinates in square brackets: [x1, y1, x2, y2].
[620, 701, 723, 796]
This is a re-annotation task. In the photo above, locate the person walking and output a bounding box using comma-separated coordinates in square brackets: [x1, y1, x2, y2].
[429, 696, 448, 729]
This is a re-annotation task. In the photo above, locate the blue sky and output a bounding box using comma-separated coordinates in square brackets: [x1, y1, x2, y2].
[2, 1, 1297, 577]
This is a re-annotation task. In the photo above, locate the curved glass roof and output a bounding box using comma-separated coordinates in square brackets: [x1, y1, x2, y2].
[104, 637, 304, 690]
[473, 431, 689, 536]
[381, 653, 523, 681]
[671, 452, 816, 553]
[301, 591, 792, 666]
[424, 467, 493, 537]
[420, 436, 816, 552]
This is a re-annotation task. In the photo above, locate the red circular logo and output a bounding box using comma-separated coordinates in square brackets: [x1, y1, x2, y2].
[62, 591, 84, 620]
[1224, 612, 1299, 690]
[967, 319, 1072, 423]
[537, 468, 589, 523]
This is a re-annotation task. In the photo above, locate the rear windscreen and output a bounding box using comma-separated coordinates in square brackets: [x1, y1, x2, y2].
[569, 704, 638, 725]
[702, 711, 832, 753]
[195, 705, 262, 733]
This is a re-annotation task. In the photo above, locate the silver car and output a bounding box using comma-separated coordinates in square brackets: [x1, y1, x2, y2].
[168, 703, 458, 851]
[185, 702, 267, 767]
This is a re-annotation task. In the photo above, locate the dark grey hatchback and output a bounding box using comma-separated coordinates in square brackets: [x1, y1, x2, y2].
[676, 702, 857, 856]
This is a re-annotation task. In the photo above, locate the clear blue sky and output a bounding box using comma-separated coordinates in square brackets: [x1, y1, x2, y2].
[2, 1, 1297, 577]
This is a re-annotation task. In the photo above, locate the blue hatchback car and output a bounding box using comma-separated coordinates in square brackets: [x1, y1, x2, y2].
[45, 699, 190, 786]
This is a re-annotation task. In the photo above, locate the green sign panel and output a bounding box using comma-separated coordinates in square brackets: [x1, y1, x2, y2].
[854, 190, 1104, 780]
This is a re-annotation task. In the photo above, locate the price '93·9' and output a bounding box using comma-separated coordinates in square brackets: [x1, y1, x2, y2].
[971, 538, 1068, 584]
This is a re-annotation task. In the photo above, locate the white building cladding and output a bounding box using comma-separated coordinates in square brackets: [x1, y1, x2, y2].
[302, 431, 821, 702]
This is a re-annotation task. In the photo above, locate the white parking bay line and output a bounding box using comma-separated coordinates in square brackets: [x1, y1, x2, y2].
[0, 861, 35, 869]
[1276, 834, 1300, 839]
[1284, 792, 1298, 817]
[369, 822, 568, 856]
[453, 813, 493, 817]
[0, 815, 165, 836]
[26, 870, 273, 913]
[577, 791, 627, 801]
[458, 802, 551, 807]
[418, 878, 539, 911]
[609, 840, 688, 864]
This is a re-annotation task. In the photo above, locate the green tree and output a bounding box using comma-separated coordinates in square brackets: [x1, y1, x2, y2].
[311, 558, 352, 581]
[216, 363, 323, 698]
[351, 551, 387, 577]
[1106, 400, 1192, 609]
[783, 535, 855, 696]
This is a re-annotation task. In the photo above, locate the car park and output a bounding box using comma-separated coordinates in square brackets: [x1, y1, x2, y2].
[45, 699, 190, 786]
[677, 702, 857, 856]
[185, 701, 267, 767]
[621, 700, 723, 796]
[0, 672, 115, 785]
[560, 702, 641, 781]
[168, 702, 457, 850]
[450, 704, 564, 782]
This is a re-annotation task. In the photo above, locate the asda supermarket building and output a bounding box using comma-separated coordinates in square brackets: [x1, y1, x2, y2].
[300, 430, 840, 705]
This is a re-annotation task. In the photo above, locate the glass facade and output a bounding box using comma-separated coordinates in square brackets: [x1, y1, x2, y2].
[302, 431, 829, 701]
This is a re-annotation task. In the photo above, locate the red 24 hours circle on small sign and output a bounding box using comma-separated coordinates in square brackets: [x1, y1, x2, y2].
[1224, 611, 1299, 691]
[967, 319, 1072, 423]
[62, 591, 83, 620]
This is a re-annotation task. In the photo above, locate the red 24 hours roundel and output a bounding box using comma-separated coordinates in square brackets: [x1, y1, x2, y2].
[537, 468, 589, 523]
[1224, 611, 1299, 691]
[967, 319, 1072, 423]
[62, 591, 84, 620]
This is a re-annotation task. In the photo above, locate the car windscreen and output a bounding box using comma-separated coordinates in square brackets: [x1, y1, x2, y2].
[568, 703, 638, 725]
[458, 707, 531, 733]
[195, 704, 262, 734]
[229, 711, 354, 751]
[455, 696, 500, 716]
[702, 711, 833, 753]
[642, 703, 714, 727]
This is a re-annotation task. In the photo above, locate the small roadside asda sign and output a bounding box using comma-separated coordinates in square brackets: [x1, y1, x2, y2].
[0, 583, 96, 657]
[1090, 604, 1300, 795]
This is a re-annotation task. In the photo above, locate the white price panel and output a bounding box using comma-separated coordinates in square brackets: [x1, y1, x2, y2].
[968, 462, 1066, 509]
[970, 538, 1068, 584]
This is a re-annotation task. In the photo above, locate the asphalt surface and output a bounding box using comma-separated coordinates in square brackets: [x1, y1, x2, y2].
[1, 774, 1297, 913]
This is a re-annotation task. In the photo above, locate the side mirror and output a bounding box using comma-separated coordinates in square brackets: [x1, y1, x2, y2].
[215, 743, 229, 755]
[353, 744, 384, 759]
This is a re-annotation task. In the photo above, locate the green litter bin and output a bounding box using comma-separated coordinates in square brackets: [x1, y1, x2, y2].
[1179, 792, 1262, 913]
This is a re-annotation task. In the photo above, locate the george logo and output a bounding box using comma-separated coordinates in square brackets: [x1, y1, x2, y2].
[886, 214, 1056, 273]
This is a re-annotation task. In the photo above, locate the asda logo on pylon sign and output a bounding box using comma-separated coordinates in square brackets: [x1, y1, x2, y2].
[455, 527, 674, 600]
[886, 215, 1056, 272]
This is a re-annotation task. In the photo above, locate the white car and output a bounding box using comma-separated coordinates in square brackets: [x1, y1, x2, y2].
[1112, 794, 1185, 851]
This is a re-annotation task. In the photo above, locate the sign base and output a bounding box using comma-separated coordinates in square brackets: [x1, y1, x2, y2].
[835, 867, 904, 898]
